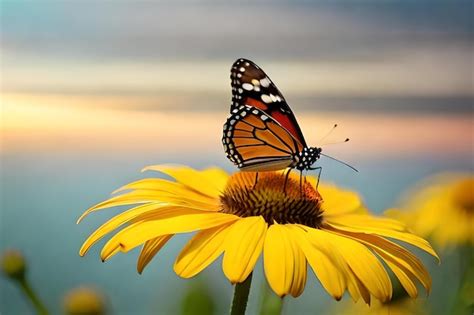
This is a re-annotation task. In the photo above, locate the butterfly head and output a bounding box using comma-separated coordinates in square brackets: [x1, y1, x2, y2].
[295, 147, 322, 171]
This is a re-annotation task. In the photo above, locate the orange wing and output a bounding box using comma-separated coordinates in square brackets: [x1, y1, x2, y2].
[230, 58, 308, 147]
[222, 106, 304, 171]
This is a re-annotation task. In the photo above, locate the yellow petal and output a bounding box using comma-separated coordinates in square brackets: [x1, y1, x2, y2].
[112, 178, 217, 204]
[307, 232, 366, 303]
[223, 216, 267, 284]
[101, 212, 238, 260]
[287, 227, 307, 297]
[264, 224, 293, 297]
[137, 235, 173, 274]
[377, 251, 419, 298]
[317, 183, 365, 216]
[367, 234, 432, 292]
[79, 204, 199, 256]
[325, 222, 439, 262]
[306, 227, 392, 302]
[353, 273, 371, 305]
[77, 192, 156, 223]
[325, 214, 407, 232]
[101, 246, 121, 262]
[200, 167, 229, 193]
[336, 231, 431, 294]
[143, 164, 225, 198]
[78, 189, 218, 223]
[345, 273, 360, 302]
[174, 224, 232, 278]
[288, 226, 345, 300]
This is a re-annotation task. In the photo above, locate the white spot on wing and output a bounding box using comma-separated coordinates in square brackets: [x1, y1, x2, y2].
[242, 83, 253, 91]
[261, 94, 272, 103]
[239, 67, 245, 72]
[260, 77, 271, 87]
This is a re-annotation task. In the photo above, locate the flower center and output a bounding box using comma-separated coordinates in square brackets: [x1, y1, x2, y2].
[453, 178, 474, 213]
[220, 172, 323, 228]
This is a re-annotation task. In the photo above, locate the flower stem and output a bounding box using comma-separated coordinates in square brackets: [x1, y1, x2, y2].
[18, 277, 48, 315]
[230, 273, 253, 315]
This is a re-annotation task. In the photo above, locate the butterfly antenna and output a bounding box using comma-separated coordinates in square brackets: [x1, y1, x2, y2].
[320, 153, 359, 172]
[322, 138, 350, 146]
[319, 124, 338, 143]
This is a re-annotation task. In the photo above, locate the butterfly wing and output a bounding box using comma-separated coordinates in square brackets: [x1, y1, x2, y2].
[223, 106, 304, 171]
[230, 58, 307, 147]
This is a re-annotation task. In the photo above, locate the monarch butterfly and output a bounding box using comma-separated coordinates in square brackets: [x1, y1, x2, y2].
[222, 58, 355, 187]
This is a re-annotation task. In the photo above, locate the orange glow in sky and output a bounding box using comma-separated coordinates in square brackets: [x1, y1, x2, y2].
[1, 93, 471, 160]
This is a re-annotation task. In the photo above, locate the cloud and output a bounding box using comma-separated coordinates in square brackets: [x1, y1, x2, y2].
[1, 1, 472, 104]
[1, 2, 472, 61]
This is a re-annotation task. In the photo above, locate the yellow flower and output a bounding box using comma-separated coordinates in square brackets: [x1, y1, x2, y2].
[78, 165, 438, 303]
[63, 286, 106, 315]
[334, 298, 427, 315]
[1, 249, 26, 281]
[387, 173, 474, 248]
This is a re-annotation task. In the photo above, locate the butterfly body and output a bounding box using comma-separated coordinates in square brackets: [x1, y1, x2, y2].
[293, 147, 322, 171]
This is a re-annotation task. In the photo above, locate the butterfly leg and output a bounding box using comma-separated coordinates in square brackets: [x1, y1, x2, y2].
[283, 168, 292, 193]
[313, 167, 322, 189]
[253, 172, 259, 189]
[299, 170, 304, 198]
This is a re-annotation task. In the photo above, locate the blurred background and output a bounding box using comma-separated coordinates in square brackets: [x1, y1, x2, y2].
[1, 1, 472, 314]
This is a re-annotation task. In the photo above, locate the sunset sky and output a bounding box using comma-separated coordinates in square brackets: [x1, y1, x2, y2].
[2, 1, 472, 97]
[1, 2, 473, 314]
[1, 1, 473, 158]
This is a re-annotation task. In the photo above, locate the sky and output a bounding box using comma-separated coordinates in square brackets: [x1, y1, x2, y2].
[0, 1, 472, 158]
[1, 1, 473, 104]
[0, 3, 472, 313]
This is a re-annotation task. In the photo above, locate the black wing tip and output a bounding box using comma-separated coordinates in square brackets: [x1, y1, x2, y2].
[232, 57, 257, 67]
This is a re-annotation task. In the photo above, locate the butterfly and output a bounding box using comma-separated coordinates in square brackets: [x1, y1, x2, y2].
[222, 58, 325, 183]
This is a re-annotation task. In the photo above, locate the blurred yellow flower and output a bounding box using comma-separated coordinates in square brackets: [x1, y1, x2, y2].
[78, 165, 438, 303]
[333, 297, 427, 315]
[1, 249, 48, 314]
[63, 286, 106, 315]
[1, 249, 26, 280]
[387, 173, 474, 248]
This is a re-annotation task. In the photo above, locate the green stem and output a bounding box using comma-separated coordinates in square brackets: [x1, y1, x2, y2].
[230, 273, 253, 315]
[18, 277, 48, 315]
